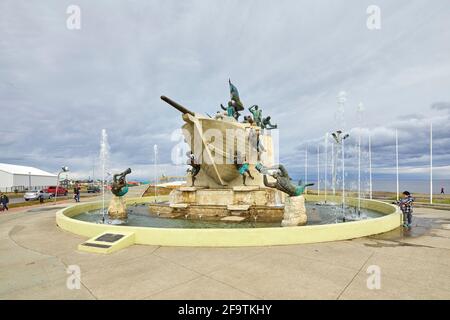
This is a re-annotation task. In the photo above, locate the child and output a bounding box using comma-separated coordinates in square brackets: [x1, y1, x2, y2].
[397, 191, 414, 228]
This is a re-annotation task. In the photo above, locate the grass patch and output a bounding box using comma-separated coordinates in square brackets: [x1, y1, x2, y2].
[8, 198, 69, 209]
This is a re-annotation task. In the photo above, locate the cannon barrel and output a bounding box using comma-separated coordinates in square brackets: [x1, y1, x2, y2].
[161, 96, 195, 116]
[113, 168, 132, 181]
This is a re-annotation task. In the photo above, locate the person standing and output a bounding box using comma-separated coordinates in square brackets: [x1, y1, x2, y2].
[0, 193, 9, 211]
[396, 191, 414, 228]
[73, 184, 81, 203]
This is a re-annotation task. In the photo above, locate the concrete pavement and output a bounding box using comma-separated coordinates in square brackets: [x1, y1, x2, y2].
[0, 186, 449, 299]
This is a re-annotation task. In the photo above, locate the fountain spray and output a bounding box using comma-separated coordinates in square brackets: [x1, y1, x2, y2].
[99, 129, 110, 223]
[332, 130, 349, 221]
[369, 134, 373, 200]
[342, 137, 345, 220]
[154, 144, 158, 202]
[357, 102, 364, 216]
[358, 133, 361, 216]
[324, 133, 328, 202]
[317, 144, 320, 196]
[305, 147, 308, 187]
[331, 141, 335, 195]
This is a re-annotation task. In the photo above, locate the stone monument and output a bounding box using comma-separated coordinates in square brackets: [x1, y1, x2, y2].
[151, 80, 311, 225]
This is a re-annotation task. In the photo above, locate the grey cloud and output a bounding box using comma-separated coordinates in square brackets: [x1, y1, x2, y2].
[431, 102, 450, 111]
[1, 0, 450, 181]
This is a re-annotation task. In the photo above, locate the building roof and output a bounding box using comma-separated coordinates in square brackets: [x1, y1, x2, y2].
[0, 163, 57, 177]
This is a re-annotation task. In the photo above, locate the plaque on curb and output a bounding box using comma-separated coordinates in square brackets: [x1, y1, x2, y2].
[95, 233, 125, 243]
[78, 231, 136, 254]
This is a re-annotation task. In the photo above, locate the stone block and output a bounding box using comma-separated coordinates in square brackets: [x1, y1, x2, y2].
[108, 196, 127, 220]
[282, 195, 307, 227]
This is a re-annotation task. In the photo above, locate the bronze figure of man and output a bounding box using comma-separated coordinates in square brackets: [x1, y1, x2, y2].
[111, 168, 132, 197]
[256, 163, 313, 197]
[186, 151, 201, 186]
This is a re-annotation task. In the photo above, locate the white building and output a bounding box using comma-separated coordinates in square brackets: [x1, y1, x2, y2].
[0, 163, 57, 192]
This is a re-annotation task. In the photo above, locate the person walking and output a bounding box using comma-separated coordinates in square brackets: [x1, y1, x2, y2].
[0, 193, 9, 211]
[441, 187, 445, 194]
[396, 191, 414, 228]
[73, 184, 81, 203]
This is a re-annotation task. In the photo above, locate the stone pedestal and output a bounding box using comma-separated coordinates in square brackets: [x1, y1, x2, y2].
[108, 196, 127, 220]
[281, 195, 307, 227]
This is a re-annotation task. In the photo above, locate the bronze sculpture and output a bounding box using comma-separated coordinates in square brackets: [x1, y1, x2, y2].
[234, 152, 254, 186]
[220, 79, 244, 120]
[261, 116, 277, 130]
[186, 151, 201, 186]
[111, 168, 132, 197]
[248, 105, 262, 127]
[256, 163, 314, 196]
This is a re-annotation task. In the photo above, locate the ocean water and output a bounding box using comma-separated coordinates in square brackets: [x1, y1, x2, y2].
[306, 177, 450, 194]
[371, 179, 450, 194]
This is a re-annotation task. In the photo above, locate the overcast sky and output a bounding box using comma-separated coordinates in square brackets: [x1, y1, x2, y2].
[1, 0, 450, 184]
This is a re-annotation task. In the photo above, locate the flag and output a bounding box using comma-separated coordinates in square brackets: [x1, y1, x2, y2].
[228, 79, 244, 111]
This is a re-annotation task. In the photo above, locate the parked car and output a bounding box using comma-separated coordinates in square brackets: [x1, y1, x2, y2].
[87, 185, 101, 193]
[44, 186, 68, 196]
[24, 190, 53, 201]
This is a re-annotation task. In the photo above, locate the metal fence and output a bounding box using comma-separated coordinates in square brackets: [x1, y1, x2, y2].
[0, 186, 50, 193]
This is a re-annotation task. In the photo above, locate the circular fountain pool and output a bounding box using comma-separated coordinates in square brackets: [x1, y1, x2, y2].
[73, 202, 383, 229]
[56, 195, 402, 247]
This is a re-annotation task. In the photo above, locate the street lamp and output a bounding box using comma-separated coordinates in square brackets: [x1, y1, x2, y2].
[55, 166, 69, 203]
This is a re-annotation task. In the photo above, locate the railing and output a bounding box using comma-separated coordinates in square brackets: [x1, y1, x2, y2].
[0, 186, 50, 193]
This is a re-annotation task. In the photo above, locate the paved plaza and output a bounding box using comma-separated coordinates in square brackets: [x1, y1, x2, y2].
[0, 186, 449, 300]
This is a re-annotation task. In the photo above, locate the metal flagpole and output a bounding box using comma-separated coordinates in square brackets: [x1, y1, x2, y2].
[430, 122, 433, 204]
[369, 134, 373, 200]
[396, 129, 399, 201]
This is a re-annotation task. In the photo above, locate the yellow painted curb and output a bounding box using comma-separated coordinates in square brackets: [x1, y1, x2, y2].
[56, 195, 402, 247]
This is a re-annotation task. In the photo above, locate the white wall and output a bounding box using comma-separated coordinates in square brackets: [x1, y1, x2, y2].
[0, 170, 13, 190]
[12, 174, 57, 190]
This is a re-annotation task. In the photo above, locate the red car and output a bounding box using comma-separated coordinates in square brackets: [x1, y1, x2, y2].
[45, 186, 68, 196]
